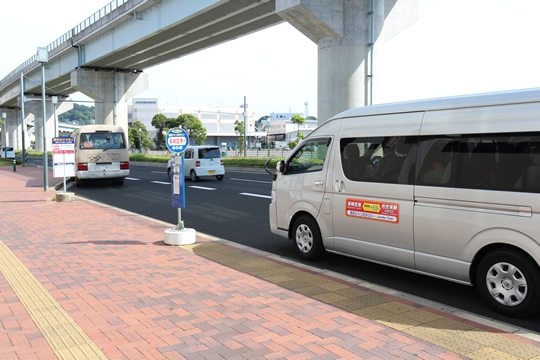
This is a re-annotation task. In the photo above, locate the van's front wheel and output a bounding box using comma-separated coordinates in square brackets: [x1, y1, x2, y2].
[476, 249, 540, 318]
[292, 215, 324, 260]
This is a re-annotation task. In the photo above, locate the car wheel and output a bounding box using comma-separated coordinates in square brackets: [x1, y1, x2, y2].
[190, 170, 198, 182]
[75, 177, 84, 187]
[291, 215, 324, 260]
[112, 178, 124, 186]
[476, 248, 540, 318]
[216, 175, 224, 181]
[167, 167, 171, 181]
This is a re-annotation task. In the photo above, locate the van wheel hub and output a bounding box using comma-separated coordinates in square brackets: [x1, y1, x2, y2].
[295, 224, 313, 253]
[486, 262, 527, 306]
[502, 278, 513, 290]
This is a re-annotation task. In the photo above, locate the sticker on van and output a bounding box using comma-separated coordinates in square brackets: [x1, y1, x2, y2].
[346, 199, 399, 224]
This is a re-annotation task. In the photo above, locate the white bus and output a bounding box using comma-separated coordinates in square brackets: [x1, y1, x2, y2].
[268, 87, 540, 317]
[72, 125, 129, 186]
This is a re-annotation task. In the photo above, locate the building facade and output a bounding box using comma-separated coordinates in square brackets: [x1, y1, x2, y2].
[128, 98, 256, 149]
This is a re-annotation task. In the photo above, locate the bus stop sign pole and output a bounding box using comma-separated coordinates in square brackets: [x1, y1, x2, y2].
[163, 128, 196, 245]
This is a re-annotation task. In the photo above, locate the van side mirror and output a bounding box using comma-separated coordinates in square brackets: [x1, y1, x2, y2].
[264, 158, 277, 181]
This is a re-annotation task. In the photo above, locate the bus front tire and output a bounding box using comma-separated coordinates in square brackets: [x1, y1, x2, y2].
[292, 215, 324, 261]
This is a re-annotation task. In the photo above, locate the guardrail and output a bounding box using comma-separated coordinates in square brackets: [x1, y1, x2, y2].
[0, 0, 131, 89]
[143, 149, 291, 158]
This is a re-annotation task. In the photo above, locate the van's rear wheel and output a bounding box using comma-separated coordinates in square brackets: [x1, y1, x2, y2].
[190, 170, 199, 182]
[216, 175, 224, 181]
[476, 248, 540, 318]
[292, 215, 324, 260]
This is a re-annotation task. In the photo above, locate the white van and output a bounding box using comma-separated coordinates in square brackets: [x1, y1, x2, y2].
[72, 125, 129, 186]
[268, 88, 540, 318]
[167, 145, 225, 181]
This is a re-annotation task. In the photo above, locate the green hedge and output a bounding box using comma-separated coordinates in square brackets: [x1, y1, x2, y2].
[128, 154, 284, 169]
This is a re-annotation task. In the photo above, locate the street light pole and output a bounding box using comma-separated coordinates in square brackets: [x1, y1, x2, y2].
[37, 47, 49, 191]
[243, 96, 247, 157]
[20, 72, 26, 167]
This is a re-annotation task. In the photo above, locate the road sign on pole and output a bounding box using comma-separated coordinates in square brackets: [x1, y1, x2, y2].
[52, 137, 75, 194]
[165, 128, 189, 229]
[166, 128, 189, 153]
[163, 128, 195, 245]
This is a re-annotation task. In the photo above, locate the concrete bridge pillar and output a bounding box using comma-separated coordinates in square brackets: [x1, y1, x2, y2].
[6, 110, 20, 150]
[71, 69, 149, 134]
[277, 0, 415, 123]
[1, 109, 18, 149]
[25, 99, 73, 152]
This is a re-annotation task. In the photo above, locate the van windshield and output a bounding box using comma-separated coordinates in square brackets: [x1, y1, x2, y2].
[199, 148, 221, 159]
[79, 132, 126, 149]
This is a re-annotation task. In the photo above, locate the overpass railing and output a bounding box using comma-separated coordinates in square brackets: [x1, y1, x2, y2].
[0, 0, 131, 89]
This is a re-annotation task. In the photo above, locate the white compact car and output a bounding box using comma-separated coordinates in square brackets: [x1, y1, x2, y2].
[168, 145, 225, 181]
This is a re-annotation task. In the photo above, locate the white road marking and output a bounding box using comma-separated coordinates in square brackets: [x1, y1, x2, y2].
[151, 171, 167, 174]
[126, 177, 140, 181]
[151, 181, 171, 185]
[230, 177, 272, 184]
[239, 192, 272, 199]
[189, 186, 216, 191]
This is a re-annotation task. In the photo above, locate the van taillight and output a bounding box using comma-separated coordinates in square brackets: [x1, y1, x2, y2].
[78, 163, 88, 171]
[196, 161, 200, 167]
[220, 159, 223, 166]
[120, 161, 129, 169]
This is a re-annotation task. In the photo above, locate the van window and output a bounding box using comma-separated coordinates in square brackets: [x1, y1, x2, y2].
[199, 147, 221, 159]
[415, 132, 540, 193]
[79, 132, 126, 149]
[416, 136, 458, 187]
[185, 149, 193, 159]
[457, 133, 540, 193]
[340, 136, 417, 184]
[287, 139, 331, 174]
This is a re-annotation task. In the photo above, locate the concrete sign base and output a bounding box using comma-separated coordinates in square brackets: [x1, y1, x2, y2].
[164, 228, 196, 245]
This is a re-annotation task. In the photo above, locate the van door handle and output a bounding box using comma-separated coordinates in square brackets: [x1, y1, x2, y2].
[335, 180, 344, 192]
[313, 180, 324, 187]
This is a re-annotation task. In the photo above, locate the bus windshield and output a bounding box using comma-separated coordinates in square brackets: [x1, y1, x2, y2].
[79, 132, 126, 149]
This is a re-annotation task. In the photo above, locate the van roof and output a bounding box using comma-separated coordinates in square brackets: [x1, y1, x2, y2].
[76, 125, 125, 133]
[331, 87, 540, 121]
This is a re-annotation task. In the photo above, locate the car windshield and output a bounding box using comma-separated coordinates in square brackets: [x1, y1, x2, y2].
[199, 148, 221, 159]
[79, 132, 126, 149]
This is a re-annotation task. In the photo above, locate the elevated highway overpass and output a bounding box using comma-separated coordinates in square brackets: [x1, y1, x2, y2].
[0, 0, 416, 151]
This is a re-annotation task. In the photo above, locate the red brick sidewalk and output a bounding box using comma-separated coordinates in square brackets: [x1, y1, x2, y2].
[0, 166, 538, 359]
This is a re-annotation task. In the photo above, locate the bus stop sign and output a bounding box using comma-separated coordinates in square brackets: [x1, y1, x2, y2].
[166, 128, 189, 153]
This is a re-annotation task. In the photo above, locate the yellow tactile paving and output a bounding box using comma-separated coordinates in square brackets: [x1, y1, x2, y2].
[0, 239, 107, 360]
[189, 241, 540, 360]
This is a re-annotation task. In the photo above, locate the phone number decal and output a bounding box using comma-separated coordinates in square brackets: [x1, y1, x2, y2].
[346, 199, 399, 224]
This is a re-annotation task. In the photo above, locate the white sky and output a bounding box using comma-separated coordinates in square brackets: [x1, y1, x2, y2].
[1, 0, 540, 119]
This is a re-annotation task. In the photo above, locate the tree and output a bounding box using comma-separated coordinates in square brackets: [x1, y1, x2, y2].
[151, 113, 168, 148]
[306, 116, 317, 121]
[176, 114, 207, 145]
[288, 114, 306, 150]
[58, 103, 95, 124]
[129, 121, 154, 150]
[234, 119, 245, 155]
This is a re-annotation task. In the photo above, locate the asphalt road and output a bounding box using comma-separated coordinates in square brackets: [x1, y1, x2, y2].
[25, 157, 540, 332]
